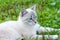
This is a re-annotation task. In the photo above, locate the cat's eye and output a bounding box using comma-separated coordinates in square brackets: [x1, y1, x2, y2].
[30, 18, 32, 20]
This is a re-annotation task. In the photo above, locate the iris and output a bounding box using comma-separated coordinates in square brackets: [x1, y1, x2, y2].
[30, 18, 32, 20]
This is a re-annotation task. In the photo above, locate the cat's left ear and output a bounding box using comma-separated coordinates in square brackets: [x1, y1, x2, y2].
[20, 8, 27, 17]
[30, 5, 36, 11]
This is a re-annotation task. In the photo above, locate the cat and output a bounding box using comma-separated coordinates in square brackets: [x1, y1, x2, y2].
[0, 5, 40, 40]
[0, 5, 59, 40]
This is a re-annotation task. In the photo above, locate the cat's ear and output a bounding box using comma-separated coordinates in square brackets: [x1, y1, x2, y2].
[21, 8, 27, 17]
[30, 5, 36, 11]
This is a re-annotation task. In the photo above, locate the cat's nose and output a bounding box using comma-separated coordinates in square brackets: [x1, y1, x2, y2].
[34, 20, 36, 23]
[35, 22, 36, 23]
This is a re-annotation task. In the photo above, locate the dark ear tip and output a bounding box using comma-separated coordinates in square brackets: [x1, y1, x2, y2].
[21, 8, 27, 17]
[30, 5, 36, 11]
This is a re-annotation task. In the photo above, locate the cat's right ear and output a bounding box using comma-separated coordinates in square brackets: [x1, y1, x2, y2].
[20, 9, 27, 17]
[30, 5, 36, 11]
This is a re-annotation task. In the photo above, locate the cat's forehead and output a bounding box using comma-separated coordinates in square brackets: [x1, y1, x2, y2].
[25, 9, 36, 15]
[25, 9, 36, 17]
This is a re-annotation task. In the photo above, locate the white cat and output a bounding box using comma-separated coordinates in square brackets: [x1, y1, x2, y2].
[0, 5, 58, 40]
[0, 5, 40, 40]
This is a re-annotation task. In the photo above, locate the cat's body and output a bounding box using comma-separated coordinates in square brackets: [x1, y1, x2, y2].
[0, 5, 58, 40]
[0, 5, 40, 40]
[0, 21, 39, 40]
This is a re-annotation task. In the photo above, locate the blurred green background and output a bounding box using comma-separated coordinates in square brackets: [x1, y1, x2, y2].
[0, 0, 60, 29]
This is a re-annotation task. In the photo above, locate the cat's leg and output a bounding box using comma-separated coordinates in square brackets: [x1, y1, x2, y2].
[35, 24, 58, 33]
[31, 35, 58, 40]
[0, 28, 20, 40]
[37, 27, 58, 33]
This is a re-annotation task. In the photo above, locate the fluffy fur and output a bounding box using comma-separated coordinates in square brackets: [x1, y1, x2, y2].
[0, 5, 40, 40]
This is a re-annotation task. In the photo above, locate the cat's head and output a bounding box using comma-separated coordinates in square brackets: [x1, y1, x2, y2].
[18, 5, 37, 26]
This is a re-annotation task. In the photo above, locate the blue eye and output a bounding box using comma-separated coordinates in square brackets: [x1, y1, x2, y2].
[30, 18, 32, 20]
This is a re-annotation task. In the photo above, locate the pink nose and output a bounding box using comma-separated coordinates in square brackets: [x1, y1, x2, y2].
[34, 21, 37, 24]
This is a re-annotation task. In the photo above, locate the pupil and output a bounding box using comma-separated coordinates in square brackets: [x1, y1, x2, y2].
[30, 18, 32, 20]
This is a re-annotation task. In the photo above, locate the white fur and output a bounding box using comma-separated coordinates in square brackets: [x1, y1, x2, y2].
[0, 5, 39, 40]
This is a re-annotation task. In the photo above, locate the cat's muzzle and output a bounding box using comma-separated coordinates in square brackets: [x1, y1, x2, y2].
[32, 19, 37, 23]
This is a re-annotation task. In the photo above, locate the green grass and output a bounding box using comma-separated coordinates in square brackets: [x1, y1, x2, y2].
[0, 0, 60, 40]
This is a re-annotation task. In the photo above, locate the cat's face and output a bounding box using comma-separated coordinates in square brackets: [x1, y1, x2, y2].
[20, 5, 37, 26]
